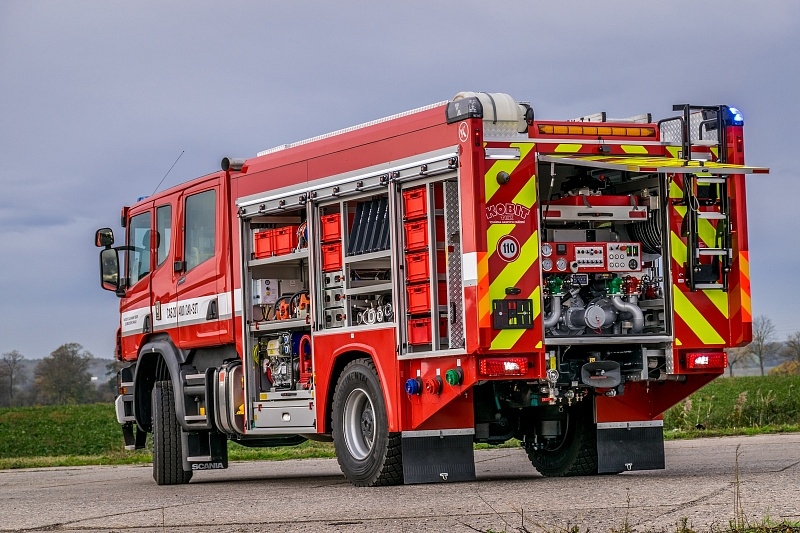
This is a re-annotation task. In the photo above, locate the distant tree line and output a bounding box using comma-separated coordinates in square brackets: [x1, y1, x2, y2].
[2, 316, 798, 406]
[727, 315, 800, 376]
[0, 343, 121, 407]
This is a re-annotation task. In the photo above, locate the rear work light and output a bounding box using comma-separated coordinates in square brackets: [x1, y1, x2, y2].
[479, 357, 529, 377]
[686, 351, 727, 370]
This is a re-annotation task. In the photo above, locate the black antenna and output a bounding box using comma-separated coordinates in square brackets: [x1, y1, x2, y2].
[151, 150, 185, 196]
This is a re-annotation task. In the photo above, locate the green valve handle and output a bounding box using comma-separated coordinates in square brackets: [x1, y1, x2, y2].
[607, 277, 623, 295]
[547, 276, 565, 296]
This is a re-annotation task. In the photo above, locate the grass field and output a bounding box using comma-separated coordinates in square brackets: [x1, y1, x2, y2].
[1, 375, 798, 469]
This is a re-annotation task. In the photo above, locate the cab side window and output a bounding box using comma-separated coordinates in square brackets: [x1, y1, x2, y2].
[184, 190, 216, 271]
[156, 205, 172, 267]
[127, 212, 152, 285]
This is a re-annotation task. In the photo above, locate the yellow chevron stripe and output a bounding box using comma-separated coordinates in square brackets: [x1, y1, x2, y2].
[671, 230, 686, 265]
[675, 338, 682, 346]
[490, 286, 541, 350]
[666, 146, 681, 158]
[673, 286, 725, 344]
[739, 252, 750, 280]
[705, 290, 729, 319]
[739, 252, 751, 316]
[485, 143, 534, 203]
[479, 225, 513, 323]
[512, 172, 538, 209]
[479, 231, 539, 321]
[554, 144, 582, 152]
[621, 145, 648, 154]
[673, 206, 716, 248]
[669, 180, 683, 199]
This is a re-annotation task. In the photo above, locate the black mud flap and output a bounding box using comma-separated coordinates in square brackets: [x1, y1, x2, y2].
[596, 422, 665, 473]
[402, 431, 476, 484]
[182, 430, 229, 472]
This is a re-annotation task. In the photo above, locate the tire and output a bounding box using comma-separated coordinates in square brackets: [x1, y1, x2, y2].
[152, 380, 192, 485]
[331, 359, 403, 486]
[525, 402, 598, 477]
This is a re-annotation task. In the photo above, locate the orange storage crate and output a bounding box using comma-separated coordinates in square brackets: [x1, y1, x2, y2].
[407, 316, 449, 345]
[320, 213, 341, 243]
[404, 220, 428, 251]
[273, 225, 300, 255]
[405, 250, 446, 283]
[408, 317, 432, 345]
[407, 283, 431, 314]
[254, 229, 274, 259]
[321, 242, 342, 272]
[403, 187, 427, 220]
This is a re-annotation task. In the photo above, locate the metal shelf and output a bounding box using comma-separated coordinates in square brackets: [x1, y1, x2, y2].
[248, 249, 309, 267]
[249, 317, 311, 334]
[346, 282, 393, 296]
[344, 249, 391, 264]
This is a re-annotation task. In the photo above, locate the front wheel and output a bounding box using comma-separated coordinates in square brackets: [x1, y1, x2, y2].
[525, 402, 598, 477]
[331, 359, 402, 486]
[152, 380, 192, 485]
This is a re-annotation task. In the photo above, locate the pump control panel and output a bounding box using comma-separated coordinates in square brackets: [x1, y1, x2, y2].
[542, 242, 642, 273]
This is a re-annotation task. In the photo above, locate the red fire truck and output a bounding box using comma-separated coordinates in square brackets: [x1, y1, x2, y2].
[95, 92, 767, 485]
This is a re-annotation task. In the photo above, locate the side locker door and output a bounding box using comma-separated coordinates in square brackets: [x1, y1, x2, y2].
[150, 200, 178, 338]
[120, 203, 154, 357]
[176, 180, 223, 347]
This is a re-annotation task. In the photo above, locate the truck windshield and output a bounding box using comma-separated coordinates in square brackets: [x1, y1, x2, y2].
[127, 212, 152, 286]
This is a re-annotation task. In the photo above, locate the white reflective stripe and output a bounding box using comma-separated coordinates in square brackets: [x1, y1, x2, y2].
[401, 428, 475, 438]
[152, 300, 177, 331]
[462, 252, 478, 286]
[597, 420, 664, 430]
[217, 291, 233, 320]
[121, 306, 149, 335]
[233, 288, 243, 315]
[121, 290, 237, 337]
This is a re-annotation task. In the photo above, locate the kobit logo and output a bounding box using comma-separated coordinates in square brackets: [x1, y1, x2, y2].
[486, 202, 530, 224]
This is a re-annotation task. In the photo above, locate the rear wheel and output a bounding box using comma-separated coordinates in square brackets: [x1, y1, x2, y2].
[332, 359, 402, 486]
[525, 402, 598, 477]
[152, 380, 192, 485]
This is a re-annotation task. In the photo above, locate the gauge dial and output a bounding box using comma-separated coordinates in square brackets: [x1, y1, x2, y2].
[556, 258, 568, 271]
[541, 242, 553, 257]
[542, 258, 553, 271]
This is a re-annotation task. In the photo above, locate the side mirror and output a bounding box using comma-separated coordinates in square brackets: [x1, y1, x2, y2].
[100, 248, 121, 292]
[95, 228, 115, 248]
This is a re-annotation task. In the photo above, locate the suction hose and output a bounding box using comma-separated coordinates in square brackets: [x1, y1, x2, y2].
[610, 295, 644, 333]
[543, 295, 563, 329]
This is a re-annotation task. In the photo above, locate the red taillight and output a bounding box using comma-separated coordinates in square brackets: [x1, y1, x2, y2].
[479, 357, 528, 376]
[686, 352, 727, 369]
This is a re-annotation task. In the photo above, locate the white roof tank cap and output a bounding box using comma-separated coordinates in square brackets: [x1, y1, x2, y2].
[452, 92, 528, 132]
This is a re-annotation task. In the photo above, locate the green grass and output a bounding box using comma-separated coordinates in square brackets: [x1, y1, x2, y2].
[1, 375, 798, 469]
[663, 375, 800, 438]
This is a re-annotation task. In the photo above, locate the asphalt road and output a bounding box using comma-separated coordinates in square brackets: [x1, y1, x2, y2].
[1, 433, 798, 532]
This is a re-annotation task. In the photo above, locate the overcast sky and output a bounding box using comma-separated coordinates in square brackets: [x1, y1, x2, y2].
[1, 1, 798, 360]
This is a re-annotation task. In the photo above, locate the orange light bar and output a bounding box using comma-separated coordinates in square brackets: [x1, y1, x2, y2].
[537, 124, 656, 137]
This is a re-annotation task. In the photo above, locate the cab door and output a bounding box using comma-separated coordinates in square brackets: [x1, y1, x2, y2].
[175, 179, 223, 347]
[150, 200, 178, 338]
[120, 202, 154, 358]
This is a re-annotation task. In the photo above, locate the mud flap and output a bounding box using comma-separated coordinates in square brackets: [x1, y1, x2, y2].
[596, 421, 665, 473]
[181, 430, 229, 472]
[401, 430, 475, 484]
